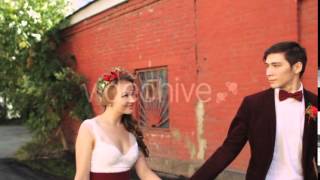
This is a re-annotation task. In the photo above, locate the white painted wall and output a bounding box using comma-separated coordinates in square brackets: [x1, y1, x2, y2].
[67, 0, 128, 26]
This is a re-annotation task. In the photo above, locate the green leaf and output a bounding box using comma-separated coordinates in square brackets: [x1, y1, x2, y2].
[0, 0, 93, 139]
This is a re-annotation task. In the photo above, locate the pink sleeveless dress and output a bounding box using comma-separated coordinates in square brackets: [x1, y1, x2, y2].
[81, 118, 139, 180]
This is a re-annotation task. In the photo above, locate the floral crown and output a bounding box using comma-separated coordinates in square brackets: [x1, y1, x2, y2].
[96, 67, 133, 95]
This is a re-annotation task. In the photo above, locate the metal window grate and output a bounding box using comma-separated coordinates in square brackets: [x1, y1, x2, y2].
[135, 68, 169, 128]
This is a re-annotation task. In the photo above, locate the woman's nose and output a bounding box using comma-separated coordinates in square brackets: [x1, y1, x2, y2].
[129, 95, 137, 102]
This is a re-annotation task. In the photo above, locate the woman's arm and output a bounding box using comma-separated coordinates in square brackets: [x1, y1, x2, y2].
[135, 153, 162, 180]
[74, 122, 94, 180]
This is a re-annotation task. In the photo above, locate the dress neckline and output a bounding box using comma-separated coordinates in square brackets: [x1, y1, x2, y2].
[93, 118, 137, 156]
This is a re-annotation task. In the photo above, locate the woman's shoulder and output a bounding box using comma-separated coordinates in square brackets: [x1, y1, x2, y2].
[78, 117, 98, 136]
[76, 118, 96, 148]
[81, 117, 96, 126]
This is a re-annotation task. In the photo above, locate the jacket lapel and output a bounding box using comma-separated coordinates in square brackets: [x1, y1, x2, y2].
[301, 89, 317, 175]
[302, 90, 311, 150]
[264, 89, 277, 166]
[302, 89, 316, 154]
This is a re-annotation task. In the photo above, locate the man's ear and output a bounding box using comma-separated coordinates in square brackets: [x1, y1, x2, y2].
[292, 61, 303, 74]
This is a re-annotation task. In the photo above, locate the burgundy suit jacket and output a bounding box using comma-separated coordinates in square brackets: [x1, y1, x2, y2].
[189, 88, 317, 180]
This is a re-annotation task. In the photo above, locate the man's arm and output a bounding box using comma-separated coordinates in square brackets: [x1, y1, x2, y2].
[189, 97, 250, 180]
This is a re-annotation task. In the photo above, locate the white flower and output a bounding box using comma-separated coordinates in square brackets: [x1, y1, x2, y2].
[17, 28, 22, 34]
[21, 20, 28, 27]
[9, 1, 17, 8]
[27, 9, 41, 20]
[34, 18, 42, 24]
[11, 56, 16, 60]
[31, 33, 41, 42]
[9, 22, 15, 28]
[49, 1, 57, 6]
[23, 2, 29, 9]
[41, 3, 48, 10]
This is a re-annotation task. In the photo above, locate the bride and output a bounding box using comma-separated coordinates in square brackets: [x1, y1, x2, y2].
[74, 67, 161, 180]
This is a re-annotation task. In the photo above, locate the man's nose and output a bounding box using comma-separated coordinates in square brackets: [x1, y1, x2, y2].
[266, 67, 273, 77]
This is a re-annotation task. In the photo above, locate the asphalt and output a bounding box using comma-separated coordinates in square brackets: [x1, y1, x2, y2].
[0, 158, 68, 180]
[0, 125, 68, 180]
[0, 126, 32, 158]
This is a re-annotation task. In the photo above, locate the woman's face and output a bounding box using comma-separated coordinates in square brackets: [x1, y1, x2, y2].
[109, 81, 137, 115]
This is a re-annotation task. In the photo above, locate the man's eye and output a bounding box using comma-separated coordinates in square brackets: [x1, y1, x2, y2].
[271, 64, 281, 67]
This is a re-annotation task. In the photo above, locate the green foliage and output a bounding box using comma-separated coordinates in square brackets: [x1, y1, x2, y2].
[0, 0, 93, 138]
[15, 137, 63, 160]
[21, 158, 75, 179]
[16, 137, 75, 179]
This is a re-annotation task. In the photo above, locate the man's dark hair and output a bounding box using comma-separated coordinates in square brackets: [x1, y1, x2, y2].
[263, 41, 307, 77]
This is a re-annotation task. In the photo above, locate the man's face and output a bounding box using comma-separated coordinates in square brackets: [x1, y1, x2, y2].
[265, 53, 301, 91]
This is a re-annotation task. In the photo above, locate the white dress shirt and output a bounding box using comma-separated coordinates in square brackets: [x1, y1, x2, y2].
[266, 84, 305, 180]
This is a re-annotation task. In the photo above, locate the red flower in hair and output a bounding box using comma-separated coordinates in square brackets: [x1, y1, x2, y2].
[97, 67, 124, 95]
[110, 71, 118, 80]
[103, 71, 118, 82]
[103, 74, 111, 81]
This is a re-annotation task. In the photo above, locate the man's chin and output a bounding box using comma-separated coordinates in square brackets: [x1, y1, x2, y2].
[269, 84, 280, 89]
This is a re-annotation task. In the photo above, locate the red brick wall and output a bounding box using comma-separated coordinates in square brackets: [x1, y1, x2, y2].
[299, 0, 318, 93]
[59, 0, 318, 175]
[196, 0, 318, 172]
[60, 0, 198, 161]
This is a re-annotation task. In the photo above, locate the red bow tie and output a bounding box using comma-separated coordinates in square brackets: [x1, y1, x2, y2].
[279, 90, 303, 101]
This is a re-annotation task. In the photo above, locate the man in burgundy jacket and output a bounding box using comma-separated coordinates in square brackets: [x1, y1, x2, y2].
[189, 41, 318, 180]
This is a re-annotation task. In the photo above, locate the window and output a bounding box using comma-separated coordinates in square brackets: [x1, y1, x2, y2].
[136, 68, 169, 128]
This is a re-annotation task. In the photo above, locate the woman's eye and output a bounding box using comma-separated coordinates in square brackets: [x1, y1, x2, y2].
[122, 92, 137, 98]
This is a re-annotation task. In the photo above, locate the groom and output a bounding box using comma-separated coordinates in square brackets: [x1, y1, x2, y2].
[189, 41, 318, 180]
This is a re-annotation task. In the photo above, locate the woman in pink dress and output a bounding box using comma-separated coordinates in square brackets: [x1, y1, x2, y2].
[74, 67, 161, 180]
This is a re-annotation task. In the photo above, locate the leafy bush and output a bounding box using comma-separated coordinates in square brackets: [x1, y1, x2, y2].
[0, 0, 92, 139]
